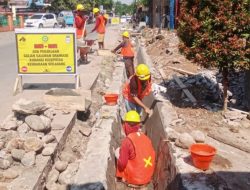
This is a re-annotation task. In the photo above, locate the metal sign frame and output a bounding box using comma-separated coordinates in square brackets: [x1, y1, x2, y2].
[14, 28, 80, 94]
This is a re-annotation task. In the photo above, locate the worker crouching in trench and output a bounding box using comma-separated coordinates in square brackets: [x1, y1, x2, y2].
[123, 64, 153, 116]
[115, 110, 156, 190]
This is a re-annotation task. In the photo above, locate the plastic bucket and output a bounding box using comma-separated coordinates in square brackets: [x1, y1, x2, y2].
[190, 143, 216, 170]
[104, 93, 118, 105]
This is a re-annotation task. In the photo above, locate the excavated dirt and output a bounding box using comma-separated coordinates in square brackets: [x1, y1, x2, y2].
[141, 27, 250, 189]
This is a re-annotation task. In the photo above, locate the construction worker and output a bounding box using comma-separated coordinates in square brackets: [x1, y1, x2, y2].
[74, 4, 87, 39]
[123, 64, 153, 115]
[112, 31, 135, 78]
[91, 8, 107, 49]
[116, 110, 155, 189]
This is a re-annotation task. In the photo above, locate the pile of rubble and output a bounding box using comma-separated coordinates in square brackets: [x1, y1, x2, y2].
[166, 70, 246, 108]
[0, 99, 58, 183]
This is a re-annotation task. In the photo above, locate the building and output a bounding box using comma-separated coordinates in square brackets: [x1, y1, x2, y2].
[149, 0, 180, 29]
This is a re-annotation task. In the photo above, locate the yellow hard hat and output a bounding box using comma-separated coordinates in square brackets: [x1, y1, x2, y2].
[76, 4, 84, 11]
[136, 64, 151, 80]
[125, 110, 140, 123]
[93, 8, 100, 14]
[122, 31, 130, 38]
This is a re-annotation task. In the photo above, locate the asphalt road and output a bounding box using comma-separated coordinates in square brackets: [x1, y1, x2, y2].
[0, 24, 95, 122]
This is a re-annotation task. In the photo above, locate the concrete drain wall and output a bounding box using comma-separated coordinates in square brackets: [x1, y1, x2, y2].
[137, 44, 181, 190]
[72, 62, 126, 190]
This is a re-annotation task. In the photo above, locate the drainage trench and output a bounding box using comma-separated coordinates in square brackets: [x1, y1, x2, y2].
[105, 43, 179, 190]
[42, 56, 116, 190]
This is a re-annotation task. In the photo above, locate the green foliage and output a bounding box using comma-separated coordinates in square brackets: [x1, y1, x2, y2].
[178, 0, 250, 71]
[51, 0, 114, 12]
[114, 1, 134, 16]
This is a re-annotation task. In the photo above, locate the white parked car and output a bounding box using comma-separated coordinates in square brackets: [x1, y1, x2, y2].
[24, 13, 58, 28]
[120, 15, 127, 23]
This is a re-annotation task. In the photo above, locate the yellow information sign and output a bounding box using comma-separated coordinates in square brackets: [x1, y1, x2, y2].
[111, 17, 120, 25]
[16, 33, 76, 74]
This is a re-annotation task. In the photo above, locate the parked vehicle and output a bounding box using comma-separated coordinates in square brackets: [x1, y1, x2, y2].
[120, 15, 127, 23]
[57, 10, 74, 27]
[24, 13, 58, 28]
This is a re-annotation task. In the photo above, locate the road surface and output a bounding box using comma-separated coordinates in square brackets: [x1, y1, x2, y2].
[0, 24, 98, 122]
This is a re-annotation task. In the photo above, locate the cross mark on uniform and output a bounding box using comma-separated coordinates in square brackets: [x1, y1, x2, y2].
[143, 156, 152, 168]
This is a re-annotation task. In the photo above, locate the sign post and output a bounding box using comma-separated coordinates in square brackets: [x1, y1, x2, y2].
[14, 28, 78, 94]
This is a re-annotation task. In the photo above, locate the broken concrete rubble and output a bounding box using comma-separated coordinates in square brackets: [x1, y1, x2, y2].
[12, 99, 48, 115]
[25, 115, 49, 132]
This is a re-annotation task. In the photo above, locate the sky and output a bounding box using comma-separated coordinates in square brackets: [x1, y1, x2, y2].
[119, 0, 134, 5]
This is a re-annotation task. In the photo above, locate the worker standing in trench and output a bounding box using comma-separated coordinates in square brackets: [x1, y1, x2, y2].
[112, 31, 135, 78]
[91, 8, 107, 49]
[115, 110, 155, 190]
[123, 64, 153, 116]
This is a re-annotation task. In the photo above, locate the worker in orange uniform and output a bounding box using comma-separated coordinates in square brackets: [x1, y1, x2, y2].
[91, 8, 107, 49]
[74, 4, 87, 39]
[116, 110, 155, 189]
[123, 64, 153, 115]
[112, 31, 135, 78]
[74, 4, 88, 63]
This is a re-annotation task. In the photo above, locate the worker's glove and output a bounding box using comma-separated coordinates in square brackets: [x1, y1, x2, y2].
[145, 108, 153, 118]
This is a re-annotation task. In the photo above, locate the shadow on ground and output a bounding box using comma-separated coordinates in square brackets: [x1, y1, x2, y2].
[23, 83, 75, 90]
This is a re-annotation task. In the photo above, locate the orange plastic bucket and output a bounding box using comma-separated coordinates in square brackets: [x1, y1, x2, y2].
[104, 93, 118, 105]
[190, 143, 216, 170]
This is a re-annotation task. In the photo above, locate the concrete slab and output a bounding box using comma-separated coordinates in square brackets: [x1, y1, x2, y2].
[43, 88, 91, 112]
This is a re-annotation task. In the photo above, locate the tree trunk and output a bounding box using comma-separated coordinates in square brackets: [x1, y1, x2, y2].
[222, 68, 229, 111]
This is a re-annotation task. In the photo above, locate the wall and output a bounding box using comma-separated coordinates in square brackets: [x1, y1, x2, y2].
[137, 44, 181, 190]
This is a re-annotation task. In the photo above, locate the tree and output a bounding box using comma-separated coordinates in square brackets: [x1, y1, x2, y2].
[178, 0, 250, 110]
[50, 0, 114, 12]
[114, 1, 134, 16]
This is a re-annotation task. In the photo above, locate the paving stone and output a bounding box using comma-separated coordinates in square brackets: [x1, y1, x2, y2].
[42, 146, 54, 156]
[191, 130, 205, 143]
[59, 151, 76, 163]
[6, 138, 24, 153]
[21, 151, 36, 167]
[25, 115, 48, 132]
[24, 137, 44, 152]
[42, 134, 56, 144]
[47, 169, 60, 184]
[3, 168, 19, 179]
[11, 149, 25, 161]
[0, 119, 17, 131]
[58, 162, 79, 185]
[55, 161, 68, 173]
[12, 99, 48, 115]
[0, 159, 11, 170]
[17, 123, 30, 135]
[175, 133, 195, 149]
[40, 115, 52, 129]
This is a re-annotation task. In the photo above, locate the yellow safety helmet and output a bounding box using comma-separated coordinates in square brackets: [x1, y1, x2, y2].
[76, 4, 84, 11]
[136, 64, 151, 80]
[122, 31, 130, 38]
[93, 8, 100, 14]
[124, 110, 141, 123]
